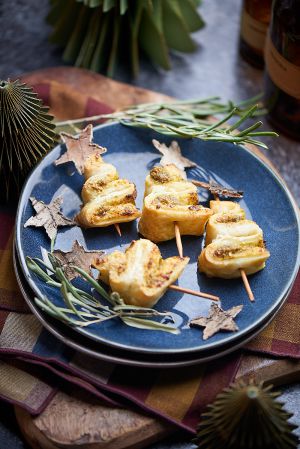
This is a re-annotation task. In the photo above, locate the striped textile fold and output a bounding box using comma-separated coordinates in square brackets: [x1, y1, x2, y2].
[0, 359, 56, 414]
[0, 69, 298, 432]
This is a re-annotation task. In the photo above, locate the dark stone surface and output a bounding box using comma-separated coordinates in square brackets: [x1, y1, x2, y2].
[0, 0, 299, 448]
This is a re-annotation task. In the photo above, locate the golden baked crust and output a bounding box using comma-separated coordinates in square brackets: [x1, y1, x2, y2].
[205, 210, 263, 246]
[76, 153, 140, 228]
[209, 200, 244, 215]
[199, 201, 270, 278]
[139, 164, 212, 242]
[199, 236, 270, 278]
[93, 239, 189, 307]
[144, 164, 185, 197]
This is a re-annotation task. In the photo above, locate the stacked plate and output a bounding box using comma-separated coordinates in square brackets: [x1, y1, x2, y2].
[14, 123, 300, 368]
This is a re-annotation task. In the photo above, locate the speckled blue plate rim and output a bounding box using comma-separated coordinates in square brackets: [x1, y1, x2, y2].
[15, 122, 300, 355]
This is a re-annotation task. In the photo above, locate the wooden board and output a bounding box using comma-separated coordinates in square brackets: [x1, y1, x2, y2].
[15, 67, 299, 449]
[15, 355, 300, 449]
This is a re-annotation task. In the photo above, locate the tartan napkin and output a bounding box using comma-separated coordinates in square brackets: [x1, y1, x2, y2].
[0, 68, 299, 433]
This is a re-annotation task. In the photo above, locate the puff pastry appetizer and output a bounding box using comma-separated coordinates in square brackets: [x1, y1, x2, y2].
[199, 201, 270, 279]
[76, 153, 141, 228]
[138, 164, 212, 242]
[93, 238, 189, 307]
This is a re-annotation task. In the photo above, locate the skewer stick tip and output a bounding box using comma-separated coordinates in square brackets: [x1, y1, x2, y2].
[169, 284, 219, 302]
[114, 223, 122, 237]
[174, 222, 183, 259]
[240, 269, 255, 302]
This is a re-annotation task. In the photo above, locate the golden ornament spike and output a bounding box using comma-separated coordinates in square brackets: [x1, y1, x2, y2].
[168, 285, 219, 301]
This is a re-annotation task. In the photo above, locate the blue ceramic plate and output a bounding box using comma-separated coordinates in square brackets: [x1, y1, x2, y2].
[14, 243, 292, 368]
[16, 123, 300, 355]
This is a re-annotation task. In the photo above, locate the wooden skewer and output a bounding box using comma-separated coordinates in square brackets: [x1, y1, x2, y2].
[169, 284, 219, 301]
[173, 223, 218, 300]
[214, 194, 255, 302]
[240, 269, 255, 302]
[114, 223, 122, 237]
[174, 222, 183, 258]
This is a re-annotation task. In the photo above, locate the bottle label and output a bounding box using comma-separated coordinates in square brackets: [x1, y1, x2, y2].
[265, 34, 300, 99]
[240, 8, 268, 52]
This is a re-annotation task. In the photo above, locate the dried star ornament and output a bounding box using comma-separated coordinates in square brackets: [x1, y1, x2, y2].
[190, 303, 243, 340]
[152, 139, 197, 176]
[192, 179, 243, 198]
[53, 240, 103, 280]
[24, 197, 75, 241]
[55, 124, 107, 175]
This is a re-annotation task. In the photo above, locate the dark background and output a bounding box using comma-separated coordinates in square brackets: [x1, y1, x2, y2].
[0, 0, 299, 448]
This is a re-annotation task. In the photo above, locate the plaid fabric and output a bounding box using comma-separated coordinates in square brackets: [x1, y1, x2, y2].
[0, 67, 299, 433]
[245, 277, 300, 357]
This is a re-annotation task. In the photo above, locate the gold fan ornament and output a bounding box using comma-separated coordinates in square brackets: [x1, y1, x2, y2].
[0, 79, 56, 202]
[194, 380, 299, 449]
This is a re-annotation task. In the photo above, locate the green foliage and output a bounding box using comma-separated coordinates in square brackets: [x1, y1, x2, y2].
[0, 80, 56, 202]
[194, 380, 299, 449]
[55, 97, 278, 150]
[47, 0, 205, 77]
[27, 254, 179, 333]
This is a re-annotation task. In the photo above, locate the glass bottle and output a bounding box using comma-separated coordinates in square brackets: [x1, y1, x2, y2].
[239, 0, 272, 68]
[264, 0, 300, 140]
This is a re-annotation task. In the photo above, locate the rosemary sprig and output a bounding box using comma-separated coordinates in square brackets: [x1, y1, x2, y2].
[55, 95, 277, 149]
[26, 255, 179, 334]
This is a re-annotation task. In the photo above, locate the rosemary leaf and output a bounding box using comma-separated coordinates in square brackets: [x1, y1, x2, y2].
[73, 266, 112, 303]
[26, 257, 60, 287]
[34, 296, 84, 326]
[55, 95, 277, 149]
[32, 257, 56, 273]
[226, 105, 258, 132]
[121, 316, 180, 334]
[236, 121, 263, 137]
[60, 280, 85, 320]
[28, 251, 181, 334]
[201, 108, 237, 133]
[71, 298, 112, 316]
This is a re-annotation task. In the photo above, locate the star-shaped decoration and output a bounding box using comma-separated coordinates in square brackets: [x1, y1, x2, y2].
[152, 139, 197, 175]
[54, 124, 107, 175]
[190, 303, 243, 340]
[209, 180, 243, 198]
[53, 240, 103, 280]
[24, 196, 75, 241]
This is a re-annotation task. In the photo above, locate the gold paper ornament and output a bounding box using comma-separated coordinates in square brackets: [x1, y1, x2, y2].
[194, 380, 299, 449]
[0, 80, 56, 202]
